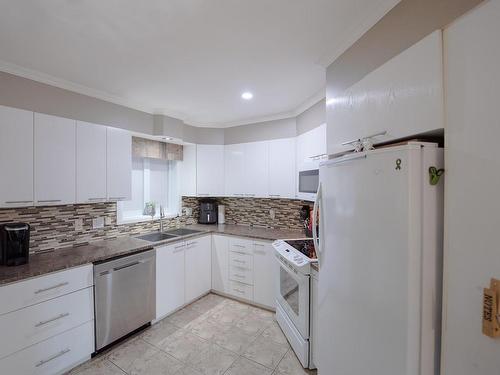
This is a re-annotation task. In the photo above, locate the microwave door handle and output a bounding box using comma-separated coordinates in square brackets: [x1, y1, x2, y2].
[313, 182, 322, 264]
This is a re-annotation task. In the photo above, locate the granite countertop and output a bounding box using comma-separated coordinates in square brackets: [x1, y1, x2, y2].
[0, 224, 307, 286]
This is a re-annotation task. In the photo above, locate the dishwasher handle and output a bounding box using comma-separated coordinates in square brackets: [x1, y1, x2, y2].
[113, 261, 141, 272]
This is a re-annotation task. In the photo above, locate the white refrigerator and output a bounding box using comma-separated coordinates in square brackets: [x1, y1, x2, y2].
[315, 142, 444, 375]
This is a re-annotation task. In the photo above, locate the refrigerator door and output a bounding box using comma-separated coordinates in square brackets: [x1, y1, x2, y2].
[317, 146, 425, 375]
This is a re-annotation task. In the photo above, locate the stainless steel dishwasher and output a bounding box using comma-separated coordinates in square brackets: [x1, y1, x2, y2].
[94, 249, 156, 351]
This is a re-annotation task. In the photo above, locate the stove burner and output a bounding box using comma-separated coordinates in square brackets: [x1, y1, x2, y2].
[284, 239, 317, 260]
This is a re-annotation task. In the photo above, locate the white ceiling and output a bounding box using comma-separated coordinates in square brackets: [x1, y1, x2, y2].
[0, 0, 400, 127]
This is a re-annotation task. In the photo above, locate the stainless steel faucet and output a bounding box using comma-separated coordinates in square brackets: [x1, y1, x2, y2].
[159, 205, 165, 232]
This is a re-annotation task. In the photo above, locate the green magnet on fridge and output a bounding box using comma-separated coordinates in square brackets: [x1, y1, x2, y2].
[429, 166, 445, 185]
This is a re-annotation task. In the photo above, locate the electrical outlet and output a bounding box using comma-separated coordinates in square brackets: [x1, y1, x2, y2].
[92, 217, 105, 229]
[269, 208, 276, 220]
[105, 217, 113, 226]
[74, 218, 83, 231]
[184, 207, 193, 216]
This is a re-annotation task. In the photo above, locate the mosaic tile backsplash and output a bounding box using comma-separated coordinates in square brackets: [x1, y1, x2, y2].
[0, 197, 311, 253]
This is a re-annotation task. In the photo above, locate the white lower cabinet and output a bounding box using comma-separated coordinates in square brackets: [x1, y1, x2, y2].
[185, 236, 212, 302]
[212, 235, 229, 293]
[0, 321, 94, 375]
[0, 266, 94, 375]
[156, 242, 186, 320]
[253, 241, 277, 308]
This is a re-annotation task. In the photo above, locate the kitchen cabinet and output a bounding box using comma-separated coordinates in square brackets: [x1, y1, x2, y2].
[107, 127, 132, 201]
[212, 234, 229, 293]
[185, 235, 212, 302]
[253, 240, 276, 308]
[180, 144, 197, 197]
[296, 124, 327, 172]
[268, 138, 296, 199]
[76, 121, 107, 203]
[327, 31, 444, 154]
[156, 242, 186, 320]
[34, 113, 76, 205]
[0, 105, 34, 208]
[245, 141, 269, 197]
[224, 144, 245, 197]
[0, 265, 94, 375]
[196, 144, 225, 196]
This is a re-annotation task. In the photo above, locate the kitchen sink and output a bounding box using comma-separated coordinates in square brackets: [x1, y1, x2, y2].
[164, 228, 205, 236]
[136, 232, 178, 242]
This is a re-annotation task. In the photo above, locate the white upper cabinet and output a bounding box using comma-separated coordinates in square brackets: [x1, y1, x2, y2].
[296, 124, 327, 171]
[34, 113, 76, 205]
[224, 143, 245, 197]
[268, 138, 296, 199]
[0, 106, 34, 208]
[106, 127, 132, 201]
[327, 31, 444, 154]
[245, 141, 269, 198]
[76, 121, 107, 203]
[180, 144, 197, 197]
[196, 144, 225, 196]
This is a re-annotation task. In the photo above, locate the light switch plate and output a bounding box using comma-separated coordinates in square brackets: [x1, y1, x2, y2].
[269, 209, 276, 220]
[92, 217, 105, 229]
[105, 217, 113, 226]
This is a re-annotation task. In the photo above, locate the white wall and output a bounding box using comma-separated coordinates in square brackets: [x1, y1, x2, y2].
[442, 1, 500, 374]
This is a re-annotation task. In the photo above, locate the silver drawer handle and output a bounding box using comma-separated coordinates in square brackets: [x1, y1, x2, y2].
[174, 244, 185, 250]
[254, 243, 266, 247]
[35, 313, 70, 327]
[5, 200, 33, 204]
[232, 251, 247, 255]
[109, 197, 127, 201]
[233, 274, 245, 278]
[233, 259, 246, 264]
[186, 241, 198, 246]
[233, 265, 248, 270]
[234, 289, 245, 294]
[268, 194, 281, 198]
[87, 197, 106, 201]
[233, 244, 246, 248]
[34, 282, 69, 294]
[37, 199, 61, 203]
[173, 248, 184, 254]
[35, 348, 71, 367]
[253, 250, 266, 255]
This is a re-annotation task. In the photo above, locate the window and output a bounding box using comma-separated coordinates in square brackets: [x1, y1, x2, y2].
[117, 157, 181, 224]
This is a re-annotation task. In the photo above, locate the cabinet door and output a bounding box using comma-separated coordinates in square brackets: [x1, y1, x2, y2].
[34, 113, 76, 205]
[253, 240, 277, 308]
[156, 243, 185, 319]
[196, 145, 224, 196]
[244, 141, 269, 198]
[327, 31, 444, 154]
[224, 143, 245, 197]
[180, 144, 197, 197]
[185, 236, 212, 302]
[107, 127, 131, 201]
[0, 106, 34, 208]
[269, 138, 296, 199]
[76, 121, 107, 203]
[212, 235, 229, 293]
[296, 124, 327, 172]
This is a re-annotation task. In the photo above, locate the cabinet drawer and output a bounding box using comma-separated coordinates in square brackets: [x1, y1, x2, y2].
[228, 280, 253, 301]
[0, 320, 94, 375]
[229, 264, 253, 285]
[0, 287, 94, 359]
[229, 251, 253, 270]
[0, 265, 93, 315]
[229, 238, 253, 255]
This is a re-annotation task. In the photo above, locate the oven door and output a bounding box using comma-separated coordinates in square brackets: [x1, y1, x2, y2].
[275, 256, 310, 338]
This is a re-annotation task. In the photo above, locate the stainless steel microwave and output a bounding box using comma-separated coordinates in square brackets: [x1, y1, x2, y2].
[298, 169, 319, 194]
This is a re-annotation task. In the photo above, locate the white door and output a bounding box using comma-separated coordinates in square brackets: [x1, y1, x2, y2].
[212, 235, 229, 293]
[268, 138, 296, 199]
[253, 241, 276, 308]
[107, 127, 131, 201]
[244, 141, 269, 197]
[156, 243, 185, 319]
[34, 113, 76, 205]
[185, 236, 212, 302]
[76, 121, 107, 203]
[0, 106, 34, 208]
[180, 144, 197, 197]
[196, 144, 224, 196]
[317, 147, 426, 375]
[224, 143, 245, 196]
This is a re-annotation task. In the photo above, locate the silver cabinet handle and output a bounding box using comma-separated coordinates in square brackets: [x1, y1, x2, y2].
[109, 197, 127, 201]
[35, 349, 71, 367]
[34, 282, 69, 294]
[35, 313, 70, 327]
[254, 243, 266, 247]
[37, 199, 61, 203]
[174, 244, 185, 250]
[233, 259, 246, 264]
[5, 200, 33, 204]
[233, 244, 246, 248]
[87, 197, 106, 201]
[268, 195, 281, 198]
[233, 274, 245, 278]
[232, 251, 247, 256]
[186, 241, 198, 247]
[234, 289, 245, 294]
[113, 261, 140, 272]
[253, 250, 266, 255]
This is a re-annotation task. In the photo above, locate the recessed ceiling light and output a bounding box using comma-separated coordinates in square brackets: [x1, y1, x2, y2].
[241, 92, 253, 100]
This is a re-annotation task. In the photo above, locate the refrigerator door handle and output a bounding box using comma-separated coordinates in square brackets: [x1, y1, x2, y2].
[313, 182, 322, 263]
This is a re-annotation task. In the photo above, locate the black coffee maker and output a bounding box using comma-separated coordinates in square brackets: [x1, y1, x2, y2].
[0, 223, 30, 266]
[198, 200, 218, 224]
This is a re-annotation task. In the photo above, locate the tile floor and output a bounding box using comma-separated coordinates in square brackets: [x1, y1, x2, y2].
[69, 293, 316, 375]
